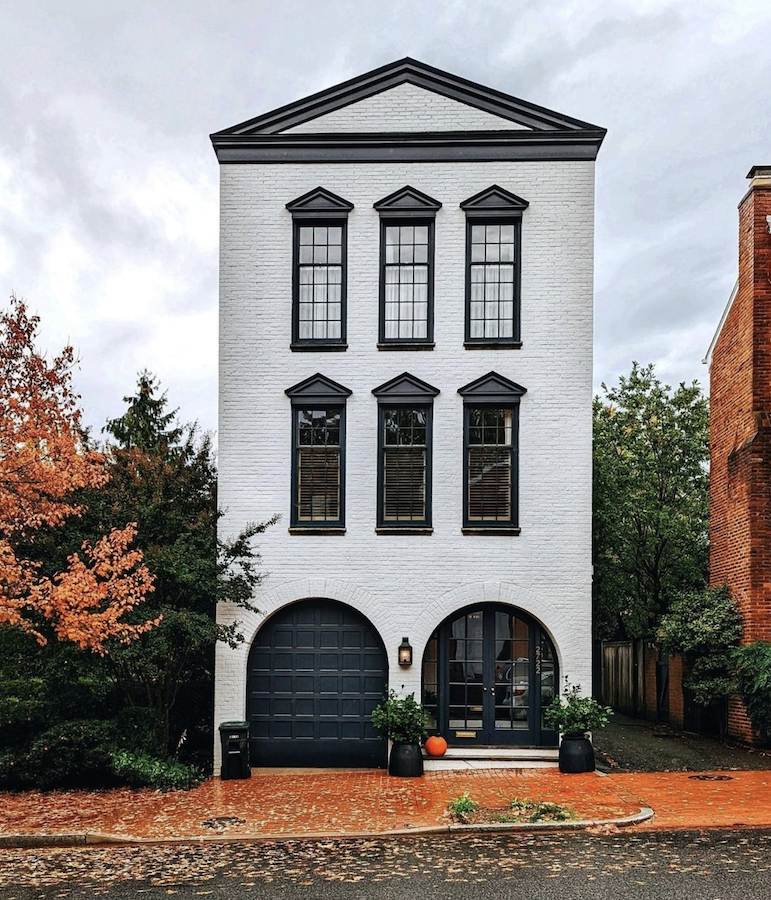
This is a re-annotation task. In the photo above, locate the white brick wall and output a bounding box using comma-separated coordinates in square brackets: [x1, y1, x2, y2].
[280, 83, 529, 133]
[214, 155, 596, 763]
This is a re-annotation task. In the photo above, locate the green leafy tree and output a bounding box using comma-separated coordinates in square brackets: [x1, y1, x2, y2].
[658, 586, 743, 707]
[593, 363, 709, 639]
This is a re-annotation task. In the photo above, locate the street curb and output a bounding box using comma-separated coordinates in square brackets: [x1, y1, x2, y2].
[0, 832, 132, 849]
[0, 808, 654, 849]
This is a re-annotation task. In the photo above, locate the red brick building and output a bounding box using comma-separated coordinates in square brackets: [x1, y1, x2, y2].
[706, 165, 771, 741]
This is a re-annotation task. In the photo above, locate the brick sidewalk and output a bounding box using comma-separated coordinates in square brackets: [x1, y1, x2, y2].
[1, 768, 769, 841]
[617, 771, 771, 830]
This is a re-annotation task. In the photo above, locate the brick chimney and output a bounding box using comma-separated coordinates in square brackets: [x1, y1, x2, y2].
[709, 165, 771, 740]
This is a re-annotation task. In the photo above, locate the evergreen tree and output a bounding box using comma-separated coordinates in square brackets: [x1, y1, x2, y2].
[104, 370, 182, 452]
[95, 373, 275, 755]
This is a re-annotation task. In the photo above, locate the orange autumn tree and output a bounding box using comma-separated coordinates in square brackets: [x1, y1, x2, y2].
[0, 294, 157, 652]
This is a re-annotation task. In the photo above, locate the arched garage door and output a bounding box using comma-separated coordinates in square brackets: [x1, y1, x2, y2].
[247, 599, 388, 768]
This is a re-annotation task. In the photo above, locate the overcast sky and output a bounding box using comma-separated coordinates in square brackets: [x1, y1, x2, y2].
[1, 0, 769, 436]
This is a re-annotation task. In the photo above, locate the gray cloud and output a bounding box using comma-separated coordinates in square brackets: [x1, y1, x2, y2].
[1, 0, 770, 434]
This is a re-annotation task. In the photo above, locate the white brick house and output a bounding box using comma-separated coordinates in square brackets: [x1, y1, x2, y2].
[211, 59, 605, 768]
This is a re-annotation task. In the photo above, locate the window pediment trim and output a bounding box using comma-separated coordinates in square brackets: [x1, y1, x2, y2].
[374, 185, 442, 218]
[286, 186, 354, 219]
[285, 373, 352, 405]
[460, 184, 529, 217]
[458, 371, 527, 403]
[372, 372, 440, 403]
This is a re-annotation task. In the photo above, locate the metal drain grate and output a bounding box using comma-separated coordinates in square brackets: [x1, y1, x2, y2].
[688, 774, 733, 781]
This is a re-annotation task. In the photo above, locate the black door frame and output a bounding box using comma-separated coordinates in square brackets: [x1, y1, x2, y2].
[424, 603, 559, 748]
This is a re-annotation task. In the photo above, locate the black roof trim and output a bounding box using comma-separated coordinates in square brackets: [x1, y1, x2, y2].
[213, 129, 605, 164]
[747, 165, 771, 179]
[286, 186, 354, 218]
[285, 373, 352, 404]
[374, 185, 442, 216]
[372, 372, 440, 401]
[458, 371, 527, 402]
[460, 184, 529, 216]
[211, 58, 605, 139]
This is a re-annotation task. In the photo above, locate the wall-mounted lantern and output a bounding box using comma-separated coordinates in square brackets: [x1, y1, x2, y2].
[398, 637, 413, 667]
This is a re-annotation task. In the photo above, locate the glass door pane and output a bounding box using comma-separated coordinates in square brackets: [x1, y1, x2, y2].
[539, 632, 556, 730]
[422, 635, 438, 731]
[448, 611, 485, 733]
[493, 612, 530, 732]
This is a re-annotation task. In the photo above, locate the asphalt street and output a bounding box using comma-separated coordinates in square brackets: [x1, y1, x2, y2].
[0, 828, 769, 899]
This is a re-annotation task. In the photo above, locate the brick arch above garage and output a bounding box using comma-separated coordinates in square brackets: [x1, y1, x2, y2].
[228, 577, 397, 653]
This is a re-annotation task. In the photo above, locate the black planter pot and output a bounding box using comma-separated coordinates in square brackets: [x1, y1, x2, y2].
[388, 742, 424, 777]
[558, 735, 595, 773]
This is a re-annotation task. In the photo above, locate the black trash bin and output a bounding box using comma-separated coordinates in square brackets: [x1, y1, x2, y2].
[219, 721, 251, 780]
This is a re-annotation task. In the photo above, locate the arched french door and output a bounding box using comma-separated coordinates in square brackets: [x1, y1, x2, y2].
[247, 598, 388, 768]
[422, 604, 559, 747]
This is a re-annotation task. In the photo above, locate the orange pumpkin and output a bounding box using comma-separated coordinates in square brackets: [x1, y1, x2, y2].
[424, 735, 448, 757]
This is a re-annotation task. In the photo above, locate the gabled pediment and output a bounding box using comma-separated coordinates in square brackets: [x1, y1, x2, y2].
[286, 187, 354, 219]
[374, 186, 442, 217]
[285, 373, 352, 404]
[460, 185, 529, 217]
[372, 372, 440, 402]
[458, 371, 527, 403]
[213, 58, 605, 137]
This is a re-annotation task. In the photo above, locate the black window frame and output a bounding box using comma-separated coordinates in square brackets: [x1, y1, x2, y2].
[286, 187, 353, 352]
[374, 187, 441, 351]
[458, 371, 527, 535]
[460, 185, 529, 349]
[372, 372, 440, 534]
[285, 373, 352, 533]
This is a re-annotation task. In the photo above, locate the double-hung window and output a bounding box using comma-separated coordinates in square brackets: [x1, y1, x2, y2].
[458, 371, 526, 534]
[460, 185, 529, 348]
[286, 187, 353, 351]
[285, 373, 352, 533]
[372, 373, 439, 533]
[374, 187, 441, 349]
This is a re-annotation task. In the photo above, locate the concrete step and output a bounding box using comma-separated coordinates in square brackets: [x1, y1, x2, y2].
[423, 746, 559, 771]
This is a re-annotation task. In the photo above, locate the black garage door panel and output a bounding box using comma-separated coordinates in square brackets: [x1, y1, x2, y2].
[247, 599, 388, 768]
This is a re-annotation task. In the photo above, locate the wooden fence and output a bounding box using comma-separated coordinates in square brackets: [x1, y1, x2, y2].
[596, 640, 727, 735]
[596, 639, 646, 717]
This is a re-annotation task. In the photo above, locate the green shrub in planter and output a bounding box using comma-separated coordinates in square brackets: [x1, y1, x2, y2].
[111, 751, 205, 791]
[371, 690, 428, 744]
[544, 683, 612, 736]
[371, 690, 428, 777]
